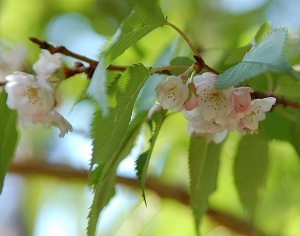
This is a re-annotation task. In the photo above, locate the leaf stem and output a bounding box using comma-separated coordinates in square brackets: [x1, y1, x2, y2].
[166, 21, 200, 56]
[166, 21, 220, 75]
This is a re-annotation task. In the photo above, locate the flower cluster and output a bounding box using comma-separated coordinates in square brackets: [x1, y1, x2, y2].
[4, 50, 72, 137]
[155, 72, 276, 143]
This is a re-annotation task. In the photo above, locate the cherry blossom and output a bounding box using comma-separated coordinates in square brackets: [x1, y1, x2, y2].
[155, 71, 276, 143]
[33, 49, 62, 80]
[237, 97, 276, 132]
[5, 71, 54, 116]
[5, 70, 72, 138]
[194, 72, 234, 122]
[155, 75, 189, 112]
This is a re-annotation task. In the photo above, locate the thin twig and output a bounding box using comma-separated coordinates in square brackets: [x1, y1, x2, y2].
[9, 161, 265, 236]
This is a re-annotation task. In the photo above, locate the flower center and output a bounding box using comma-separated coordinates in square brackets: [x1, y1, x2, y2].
[201, 87, 227, 111]
[22, 84, 39, 104]
[166, 87, 177, 101]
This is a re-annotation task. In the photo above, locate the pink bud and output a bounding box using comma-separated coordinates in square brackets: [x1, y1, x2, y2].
[184, 92, 198, 111]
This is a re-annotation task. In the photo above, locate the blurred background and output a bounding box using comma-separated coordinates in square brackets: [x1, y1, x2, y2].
[1, 0, 300, 235]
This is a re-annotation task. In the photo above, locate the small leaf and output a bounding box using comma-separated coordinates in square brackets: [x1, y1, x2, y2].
[188, 138, 221, 234]
[135, 111, 165, 205]
[104, 0, 167, 66]
[216, 29, 300, 89]
[254, 22, 271, 44]
[0, 91, 18, 193]
[234, 133, 269, 215]
[169, 56, 194, 75]
[90, 64, 151, 167]
[86, 58, 109, 116]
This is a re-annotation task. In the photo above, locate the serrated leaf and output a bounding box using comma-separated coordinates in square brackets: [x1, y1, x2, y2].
[86, 58, 109, 116]
[234, 133, 269, 215]
[135, 111, 164, 205]
[0, 91, 18, 193]
[87, 111, 148, 236]
[90, 64, 151, 167]
[216, 29, 300, 89]
[188, 138, 221, 234]
[104, 0, 167, 66]
[169, 56, 194, 75]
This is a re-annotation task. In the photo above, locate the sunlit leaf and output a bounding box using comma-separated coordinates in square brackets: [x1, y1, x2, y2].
[188, 138, 221, 234]
[0, 91, 18, 194]
[135, 111, 165, 205]
[87, 111, 148, 236]
[216, 29, 300, 89]
[104, 0, 167, 66]
[234, 133, 269, 215]
[86, 58, 109, 115]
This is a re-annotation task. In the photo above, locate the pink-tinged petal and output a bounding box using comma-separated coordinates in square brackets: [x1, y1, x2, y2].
[184, 92, 198, 111]
[232, 87, 253, 112]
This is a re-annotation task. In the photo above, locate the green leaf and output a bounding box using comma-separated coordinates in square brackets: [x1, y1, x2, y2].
[135, 111, 165, 205]
[233, 133, 269, 215]
[0, 91, 18, 193]
[90, 64, 151, 167]
[87, 170, 116, 236]
[216, 29, 300, 89]
[254, 22, 271, 44]
[86, 58, 109, 116]
[188, 138, 221, 234]
[104, 0, 167, 66]
[290, 116, 300, 159]
[169, 56, 194, 76]
[87, 111, 148, 236]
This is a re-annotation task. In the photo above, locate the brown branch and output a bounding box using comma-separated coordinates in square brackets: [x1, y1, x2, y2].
[29, 37, 171, 77]
[8, 161, 265, 236]
[29, 37, 99, 69]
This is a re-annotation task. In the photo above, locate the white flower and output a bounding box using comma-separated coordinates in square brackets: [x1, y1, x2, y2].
[237, 97, 276, 132]
[33, 49, 62, 80]
[5, 71, 54, 116]
[194, 72, 234, 122]
[155, 75, 189, 112]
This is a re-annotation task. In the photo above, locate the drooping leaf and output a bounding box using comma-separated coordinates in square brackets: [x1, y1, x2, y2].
[0, 91, 18, 193]
[169, 56, 194, 76]
[86, 58, 109, 116]
[188, 138, 221, 234]
[233, 133, 269, 215]
[216, 29, 300, 89]
[135, 111, 165, 205]
[104, 0, 167, 66]
[87, 111, 148, 236]
[90, 64, 151, 167]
